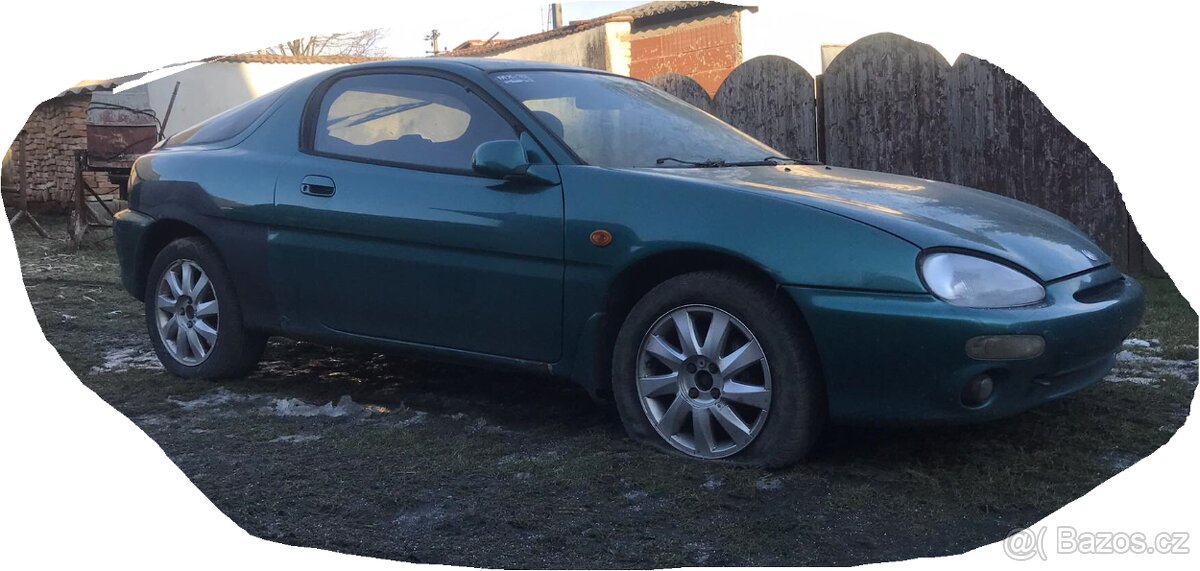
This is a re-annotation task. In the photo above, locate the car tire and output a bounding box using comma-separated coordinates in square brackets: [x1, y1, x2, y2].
[144, 236, 266, 379]
[612, 271, 824, 468]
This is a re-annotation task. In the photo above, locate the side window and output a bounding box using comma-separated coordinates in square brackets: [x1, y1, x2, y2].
[313, 73, 515, 171]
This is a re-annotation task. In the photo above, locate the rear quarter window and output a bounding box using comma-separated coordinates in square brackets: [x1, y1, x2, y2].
[163, 88, 285, 148]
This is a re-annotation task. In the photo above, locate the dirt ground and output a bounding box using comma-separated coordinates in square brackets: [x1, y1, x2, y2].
[11, 217, 1199, 568]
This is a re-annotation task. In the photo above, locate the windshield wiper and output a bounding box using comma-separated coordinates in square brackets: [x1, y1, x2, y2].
[721, 155, 824, 167]
[654, 155, 824, 168]
[331, 101, 434, 129]
[767, 155, 823, 166]
[654, 157, 728, 168]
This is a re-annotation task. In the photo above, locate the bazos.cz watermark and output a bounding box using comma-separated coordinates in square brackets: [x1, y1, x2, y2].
[1004, 526, 1190, 560]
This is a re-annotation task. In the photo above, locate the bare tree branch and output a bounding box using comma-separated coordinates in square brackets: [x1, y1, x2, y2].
[261, 29, 388, 57]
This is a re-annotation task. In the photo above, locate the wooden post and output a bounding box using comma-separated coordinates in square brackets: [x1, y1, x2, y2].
[815, 73, 827, 164]
[67, 150, 91, 248]
[8, 130, 48, 238]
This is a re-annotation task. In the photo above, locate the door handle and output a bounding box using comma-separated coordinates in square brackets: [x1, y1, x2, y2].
[300, 175, 336, 197]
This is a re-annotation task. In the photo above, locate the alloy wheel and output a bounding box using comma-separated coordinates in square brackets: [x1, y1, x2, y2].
[154, 259, 219, 365]
[635, 304, 772, 458]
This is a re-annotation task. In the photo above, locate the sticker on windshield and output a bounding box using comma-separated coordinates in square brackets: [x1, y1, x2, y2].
[495, 73, 535, 84]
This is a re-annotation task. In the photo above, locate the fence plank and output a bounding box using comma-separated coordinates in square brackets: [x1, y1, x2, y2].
[822, 33, 951, 180]
[656, 35, 1142, 271]
[713, 56, 818, 161]
[822, 33, 1134, 269]
[648, 73, 714, 114]
[946, 53, 1129, 268]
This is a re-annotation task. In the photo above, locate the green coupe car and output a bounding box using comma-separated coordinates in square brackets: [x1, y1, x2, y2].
[113, 58, 1144, 466]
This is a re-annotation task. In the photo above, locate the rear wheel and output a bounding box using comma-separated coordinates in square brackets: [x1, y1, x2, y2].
[144, 237, 266, 378]
[612, 271, 824, 467]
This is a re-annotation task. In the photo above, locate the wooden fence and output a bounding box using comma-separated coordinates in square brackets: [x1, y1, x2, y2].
[650, 32, 1160, 275]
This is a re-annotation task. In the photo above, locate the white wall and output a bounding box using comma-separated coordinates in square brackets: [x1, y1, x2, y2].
[143, 62, 352, 136]
[484, 21, 631, 74]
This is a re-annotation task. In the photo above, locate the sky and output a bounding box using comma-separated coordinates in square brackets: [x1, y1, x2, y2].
[372, 1, 967, 78]
[379, 1, 642, 57]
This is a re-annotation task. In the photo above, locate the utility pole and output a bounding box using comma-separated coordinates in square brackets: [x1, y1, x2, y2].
[425, 29, 442, 55]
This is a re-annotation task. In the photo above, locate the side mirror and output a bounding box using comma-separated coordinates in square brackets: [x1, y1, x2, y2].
[472, 140, 530, 179]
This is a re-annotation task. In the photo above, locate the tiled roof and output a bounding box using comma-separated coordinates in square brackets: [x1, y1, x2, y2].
[453, 39, 509, 51]
[445, 17, 626, 57]
[57, 72, 149, 98]
[447, 1, 755, 58]
[606, 1, 757, 20]
[203, 53, 392, 65]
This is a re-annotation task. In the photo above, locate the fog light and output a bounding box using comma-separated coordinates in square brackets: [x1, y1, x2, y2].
[966, 335, 1045, 360]
[962, 374, 995, 407]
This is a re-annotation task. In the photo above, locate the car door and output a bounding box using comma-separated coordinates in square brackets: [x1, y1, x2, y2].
[271, 70, 564, 362]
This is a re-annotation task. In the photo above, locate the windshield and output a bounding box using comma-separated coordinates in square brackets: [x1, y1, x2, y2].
[492, 71, 782, 168]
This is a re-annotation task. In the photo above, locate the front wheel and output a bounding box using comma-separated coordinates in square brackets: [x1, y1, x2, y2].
[612, 271, 824, 467]
[144, 237, 266, 379]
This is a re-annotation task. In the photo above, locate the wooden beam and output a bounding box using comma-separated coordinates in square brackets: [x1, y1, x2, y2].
[9, 130, 48, 238]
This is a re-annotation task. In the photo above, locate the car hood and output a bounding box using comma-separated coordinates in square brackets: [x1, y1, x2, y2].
[637, 165, 1109, 281]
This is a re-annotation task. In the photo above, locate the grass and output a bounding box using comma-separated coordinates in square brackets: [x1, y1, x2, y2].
[8, 215, 1198, 567]
[1136, 277, 1198, 360]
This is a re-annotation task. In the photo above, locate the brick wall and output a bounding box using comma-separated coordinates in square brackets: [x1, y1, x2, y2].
[4, 94, 120, 212]
[629, 12, 743, 96]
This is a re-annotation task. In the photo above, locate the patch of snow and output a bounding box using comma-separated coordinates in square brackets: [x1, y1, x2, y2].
[271, 434, 322, 444]
[498, 449, 563, 465]
[1118, 350, 1157, 364]
[702, 474, 724, 491]
[684, 542, 718, 565]
[394, 502, 448, 527]
[253, 360, 292, 375]
[270, 395, 368, 418]
[623, 489, 651, 512]
[91, 346, 162, 373]
[467, 417, 508, 434]
[1100, 450, 1140, 472]
[133, 414, 171, 427]
[1111, 350, 1198, 383]
[1106, 376, 1162, 386]
[755, 477, 784, 492]
[168, 388, 247, 410]
[623, 490, 649, 501]
[1122, 338, 1155, 348]
[395, 411, 428, 427]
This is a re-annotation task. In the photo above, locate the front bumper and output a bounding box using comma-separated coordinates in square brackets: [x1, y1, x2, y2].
[786, 265, 1145, 424]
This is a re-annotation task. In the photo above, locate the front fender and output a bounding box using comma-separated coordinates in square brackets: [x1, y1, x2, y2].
[557, 165, 925, 394]
[562, 166, 925, 294]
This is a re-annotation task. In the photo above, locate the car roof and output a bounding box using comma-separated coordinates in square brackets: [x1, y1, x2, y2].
[326, 57, 623, 76]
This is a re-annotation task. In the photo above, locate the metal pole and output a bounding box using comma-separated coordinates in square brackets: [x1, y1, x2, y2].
[159, 81, 181, 138]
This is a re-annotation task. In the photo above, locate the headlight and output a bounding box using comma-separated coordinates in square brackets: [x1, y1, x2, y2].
[920, 252, 1045, 308]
